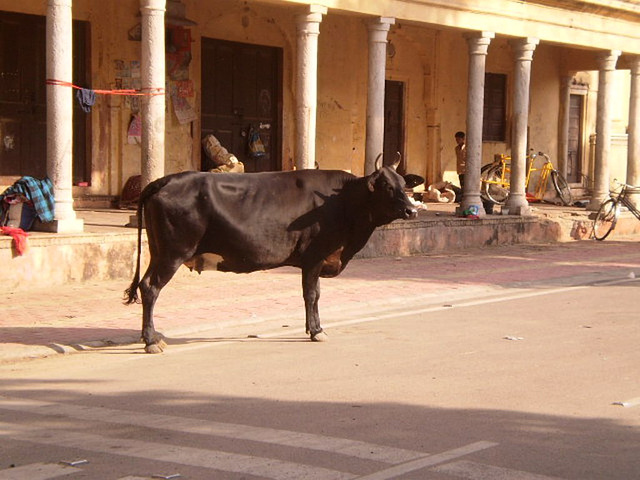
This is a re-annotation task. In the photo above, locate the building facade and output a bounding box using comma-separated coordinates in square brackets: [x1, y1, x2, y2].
[0, 0, 639, 230]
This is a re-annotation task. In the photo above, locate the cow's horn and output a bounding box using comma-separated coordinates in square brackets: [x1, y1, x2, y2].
[391, 152, 401, 171]
[374, 153, 383, 171]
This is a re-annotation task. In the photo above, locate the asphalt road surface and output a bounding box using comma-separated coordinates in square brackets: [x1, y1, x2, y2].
[1, 244, 639, 479]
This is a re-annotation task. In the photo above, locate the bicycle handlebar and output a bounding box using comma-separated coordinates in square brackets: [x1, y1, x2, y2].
[612, 180, 640, 191]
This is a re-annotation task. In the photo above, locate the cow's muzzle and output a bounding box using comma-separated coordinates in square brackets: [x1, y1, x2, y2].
[403, 207, 418, 219]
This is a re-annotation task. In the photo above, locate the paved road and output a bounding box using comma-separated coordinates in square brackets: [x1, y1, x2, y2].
[2, 239, 640, 364]
[0, 239, 639, 479]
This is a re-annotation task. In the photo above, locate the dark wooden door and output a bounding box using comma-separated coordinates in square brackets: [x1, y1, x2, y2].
[383, 80, 405, 174]
[0, 11, 90, 184]
[567, 94, 583, 184]
[201, 38, 281, 173]
[0, 12, 47, 179]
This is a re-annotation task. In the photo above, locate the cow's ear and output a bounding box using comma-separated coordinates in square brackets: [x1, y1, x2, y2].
[367, 171, 379, 192]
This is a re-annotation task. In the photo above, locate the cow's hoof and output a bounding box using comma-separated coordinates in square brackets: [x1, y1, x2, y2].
[144, 343, 165, 354]
[311, 331, 329, 342]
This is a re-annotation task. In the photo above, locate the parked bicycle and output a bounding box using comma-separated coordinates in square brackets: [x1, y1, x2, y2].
[481, 151, 573, 206]
[592, 182, 640, 240]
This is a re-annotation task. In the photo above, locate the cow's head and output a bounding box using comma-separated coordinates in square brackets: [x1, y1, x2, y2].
[366, 153, 418, 224]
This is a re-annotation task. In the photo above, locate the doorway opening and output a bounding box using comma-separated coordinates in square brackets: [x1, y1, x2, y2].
[0, 11, 91, 185]
[567, 93, 584, 184]
[383, 80, 405, 175]
[201, 38, 282, 172]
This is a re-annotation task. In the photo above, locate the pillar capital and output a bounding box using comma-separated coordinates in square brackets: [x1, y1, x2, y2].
[140, 0, 166, 13]
[597, 50, 621, 71]
[465, 31, 495, 56]
[509, 37, 539, 62]
[296, 4, 327, 26]
[368, 17, 395, 44]
[48, 0, 72, 7]
[368, 17, 395, 31]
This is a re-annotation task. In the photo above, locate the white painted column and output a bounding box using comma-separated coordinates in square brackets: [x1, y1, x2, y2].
[558, 75, 572, 179]
[627, 56, 640, 207]
[587, 50, 621, 210]
[504, 37, 538, 216]
[45, 0, 83, 233]
[460, 31, 494, 217]
[140, 0, 166, 188]
[365, 17, 394, 175]
[295, 5, 327, 170]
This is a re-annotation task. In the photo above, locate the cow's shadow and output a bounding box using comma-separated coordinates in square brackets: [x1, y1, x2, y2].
[0, 326, 312, 357]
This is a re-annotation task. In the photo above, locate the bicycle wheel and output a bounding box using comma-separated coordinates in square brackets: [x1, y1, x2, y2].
[593, 198, 618, 241]
[480, 163, 494, 202]
[551, 170, 573, 206]
[482, 165, 509, 204]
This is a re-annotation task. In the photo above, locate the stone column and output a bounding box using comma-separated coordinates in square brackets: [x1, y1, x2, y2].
[587, 50, 621, 210]
[627, 56, 640, 208]
[558, 75, 572, 179]
[504, 37, 538, 216]
[45, 0, 83, 233]
[459, 31, 494, 217]
[140, 0, 166, 188]
[295, 5, 327, 170]
[365, 17, 394, 175]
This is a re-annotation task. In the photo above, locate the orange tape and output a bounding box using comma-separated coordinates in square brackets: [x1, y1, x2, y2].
[46, 79, 165, 96]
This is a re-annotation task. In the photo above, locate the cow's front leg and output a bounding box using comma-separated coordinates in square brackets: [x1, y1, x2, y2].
[302, 265, 328, 342]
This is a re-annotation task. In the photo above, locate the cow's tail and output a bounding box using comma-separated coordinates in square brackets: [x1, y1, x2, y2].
[123, 178, 167, 305]
[123, 198, 144, 305]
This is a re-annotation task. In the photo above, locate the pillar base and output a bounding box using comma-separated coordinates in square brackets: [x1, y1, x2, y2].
[500, 204, 533, 216]
[586, 198, 605, 211]
[456, 204, 486, 218]
[35, 218, 84, 233]
[127, 214, 145, 228]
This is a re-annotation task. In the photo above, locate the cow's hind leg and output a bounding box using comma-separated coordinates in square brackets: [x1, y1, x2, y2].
[139, 258, 182, 353]
[302, 265, 328, 342]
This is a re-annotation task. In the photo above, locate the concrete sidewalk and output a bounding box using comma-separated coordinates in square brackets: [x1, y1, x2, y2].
[3, 239, 640, 364]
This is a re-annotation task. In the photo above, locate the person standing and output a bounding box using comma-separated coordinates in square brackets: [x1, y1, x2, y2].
[454, 131, 466, 202]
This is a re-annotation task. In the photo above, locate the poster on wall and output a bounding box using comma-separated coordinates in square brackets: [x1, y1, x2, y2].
[170, 83, 197, 124]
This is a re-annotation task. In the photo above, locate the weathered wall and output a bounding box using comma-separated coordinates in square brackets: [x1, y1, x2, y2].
[0, 0, 634, 199]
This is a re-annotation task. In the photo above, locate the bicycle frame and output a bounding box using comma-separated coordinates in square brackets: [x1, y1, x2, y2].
[613, 184, 640, 220]
[527, 153, 556, 202]
[483, 152, 555, 201]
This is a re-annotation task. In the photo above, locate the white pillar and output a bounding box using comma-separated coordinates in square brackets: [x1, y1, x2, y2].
[140, 0, 166, 188]
[558, 75, 572, 179]
[45, 0, 83, 233]
[588, 50, 621, 210]
[460, 31, 494, 217]
[365, 17, 394, 175]
[295, 5, 327, 170]
[504, 37, 538, 216]
[627, 56, 640, 208]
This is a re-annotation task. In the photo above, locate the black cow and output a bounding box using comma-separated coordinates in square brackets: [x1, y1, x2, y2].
[125, 157, 417, 353]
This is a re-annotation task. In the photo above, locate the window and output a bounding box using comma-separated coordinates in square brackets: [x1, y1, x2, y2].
[483, 73, 507, 142]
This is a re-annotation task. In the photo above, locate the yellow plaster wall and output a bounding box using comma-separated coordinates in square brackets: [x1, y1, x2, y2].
[316, 14, 367, 173]
[529, 44, 561, 160]
[434, 31, 468, 186]
[1, 0, 634, 199]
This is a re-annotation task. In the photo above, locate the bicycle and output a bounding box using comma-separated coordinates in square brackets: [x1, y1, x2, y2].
[481, 151, 573, 206]
[592, 182, 640, 240]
